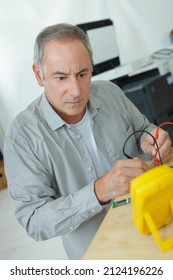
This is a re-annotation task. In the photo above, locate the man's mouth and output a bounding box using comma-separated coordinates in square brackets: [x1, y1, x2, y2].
[67, 99, 82, 105]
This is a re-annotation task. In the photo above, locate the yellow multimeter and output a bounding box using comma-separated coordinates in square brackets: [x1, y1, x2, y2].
[131, 164, 173, 253]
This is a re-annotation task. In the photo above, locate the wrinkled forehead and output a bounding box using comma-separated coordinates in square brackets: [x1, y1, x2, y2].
[41, 39, 92, 75]
[43, 39, 91, 62]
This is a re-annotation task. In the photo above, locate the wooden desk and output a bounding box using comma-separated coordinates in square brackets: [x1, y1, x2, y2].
[84, 151, 173, 260]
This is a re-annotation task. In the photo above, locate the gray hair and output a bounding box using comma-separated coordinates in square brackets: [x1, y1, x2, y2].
[33, 23, 93, 67]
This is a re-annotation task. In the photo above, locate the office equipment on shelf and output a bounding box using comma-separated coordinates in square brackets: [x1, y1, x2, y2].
[131, 165, 173, 253]
[77, 19, 129, 80]
[152, 48, 173, 59]
[152, 46, 173, 76]
[128, 61, 158, 77]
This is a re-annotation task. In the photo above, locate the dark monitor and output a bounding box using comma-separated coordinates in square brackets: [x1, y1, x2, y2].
[124, 72, 173, 140]
[77, 19, 120, 76]
[144, 73, 173, 119]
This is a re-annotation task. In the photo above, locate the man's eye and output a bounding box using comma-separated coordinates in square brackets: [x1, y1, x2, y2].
[78, 72, 87, 79]
[55, 76, 67, 81]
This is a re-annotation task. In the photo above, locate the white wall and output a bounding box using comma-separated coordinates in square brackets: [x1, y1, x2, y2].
[0, 0, 173, 149]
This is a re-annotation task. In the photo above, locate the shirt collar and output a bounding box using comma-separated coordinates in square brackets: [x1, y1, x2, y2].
[40, 84, 102, 131]
[40, 93, 66, 131]
[88, 86, 102, 118]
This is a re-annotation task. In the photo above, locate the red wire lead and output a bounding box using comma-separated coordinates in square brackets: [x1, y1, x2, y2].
[154, 122, 173, 166]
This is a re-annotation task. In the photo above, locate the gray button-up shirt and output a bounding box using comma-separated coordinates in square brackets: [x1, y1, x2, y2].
[4, 80, 155, 259]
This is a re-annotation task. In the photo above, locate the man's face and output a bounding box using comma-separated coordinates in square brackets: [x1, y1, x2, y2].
[33, 39, 92, 124]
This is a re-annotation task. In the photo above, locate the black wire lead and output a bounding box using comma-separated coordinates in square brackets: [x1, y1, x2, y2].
[122, 129, 163, 165]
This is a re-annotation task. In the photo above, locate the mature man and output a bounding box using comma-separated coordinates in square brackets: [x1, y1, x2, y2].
[4, 23, 171, 259]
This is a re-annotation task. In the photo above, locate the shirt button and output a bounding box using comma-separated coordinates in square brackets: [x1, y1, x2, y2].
[76, 134, 81, 140]
[90, 209, 96, 214]
[88, 166, 93, 172]
[69, 226, 73, 231]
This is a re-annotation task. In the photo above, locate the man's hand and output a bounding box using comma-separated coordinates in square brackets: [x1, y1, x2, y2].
[94, 158, 148, 204]
[141, 128, 172, 161]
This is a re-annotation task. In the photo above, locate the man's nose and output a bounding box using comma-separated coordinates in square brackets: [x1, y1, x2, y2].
[70, 77, 81, 96]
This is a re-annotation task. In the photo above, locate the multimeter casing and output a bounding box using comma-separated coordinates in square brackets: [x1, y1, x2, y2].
[131, 165, 173, 252]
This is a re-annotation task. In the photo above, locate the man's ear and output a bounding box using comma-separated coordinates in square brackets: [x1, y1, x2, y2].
[32, 64, 44, 87]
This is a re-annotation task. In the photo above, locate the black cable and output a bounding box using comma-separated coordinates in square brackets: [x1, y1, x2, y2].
[122, 129, 163, 165]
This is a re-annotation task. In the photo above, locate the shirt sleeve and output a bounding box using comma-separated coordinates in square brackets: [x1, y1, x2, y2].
[4, 134, 103, 241]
